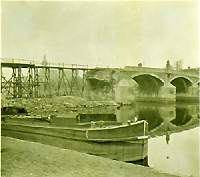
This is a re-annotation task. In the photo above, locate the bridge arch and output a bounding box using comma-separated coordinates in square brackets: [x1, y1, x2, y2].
[131, 73, 165, 83]
[170, 77, 192, 93]
[132, 74, 164, 95]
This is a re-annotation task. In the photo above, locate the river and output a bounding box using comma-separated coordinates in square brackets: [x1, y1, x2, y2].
[149, 126, 199, 177]
[115, 102, 199, 177]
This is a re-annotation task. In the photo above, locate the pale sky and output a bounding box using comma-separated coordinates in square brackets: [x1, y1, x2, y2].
[1, 1, 199, 68]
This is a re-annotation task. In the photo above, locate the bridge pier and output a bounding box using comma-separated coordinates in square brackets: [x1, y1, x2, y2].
[133, 85, 176, 103]
[187, 85, 199, 97]
[115, 79, 136, 103]
[114, 80, 176, 103]
[157, 85, 176, 102]
[175, 85, 199, 101]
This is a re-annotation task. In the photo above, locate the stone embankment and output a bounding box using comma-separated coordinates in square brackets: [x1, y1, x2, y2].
[1, 136, 185, 177]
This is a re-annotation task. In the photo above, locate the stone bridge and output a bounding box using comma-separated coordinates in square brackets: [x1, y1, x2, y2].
[84, 61, 199, 103]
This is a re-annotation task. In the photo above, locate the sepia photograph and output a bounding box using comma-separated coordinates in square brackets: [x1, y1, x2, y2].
[1, 0, 199, 176]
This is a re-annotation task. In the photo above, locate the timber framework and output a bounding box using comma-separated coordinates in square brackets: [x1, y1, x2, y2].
[1, 58, 91, 98]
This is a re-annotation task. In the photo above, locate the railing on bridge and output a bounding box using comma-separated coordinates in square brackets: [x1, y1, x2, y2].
[1, 58, 88, 69]
[1, 58, 35, 64]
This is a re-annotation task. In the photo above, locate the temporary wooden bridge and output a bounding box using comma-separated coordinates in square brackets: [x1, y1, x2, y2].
[1, 58, 92, 98]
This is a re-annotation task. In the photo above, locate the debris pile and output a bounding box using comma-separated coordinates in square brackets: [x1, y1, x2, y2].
[1, 96, 118, 116]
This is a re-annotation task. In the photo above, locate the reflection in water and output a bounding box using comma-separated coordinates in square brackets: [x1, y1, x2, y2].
[116, 102, 199, 135]
[137, 107, 163, 131]
[170, 107, 192, 126]
[116, 105, 165, 131]
[165, 131, 170, 144]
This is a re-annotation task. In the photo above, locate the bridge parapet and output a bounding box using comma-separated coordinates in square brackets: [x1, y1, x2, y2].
[171, 68, 199, 78]
[125, 66, 165, 72]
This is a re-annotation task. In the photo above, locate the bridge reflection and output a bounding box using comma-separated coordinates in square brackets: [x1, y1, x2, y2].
[115, 102, 199, 138]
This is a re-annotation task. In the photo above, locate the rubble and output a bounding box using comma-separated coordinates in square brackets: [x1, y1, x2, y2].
[1, 95, 118, 116]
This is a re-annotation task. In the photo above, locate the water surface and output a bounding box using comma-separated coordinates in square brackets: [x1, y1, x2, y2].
[149, 127, 199, 177]
[116, 102, 199, 176]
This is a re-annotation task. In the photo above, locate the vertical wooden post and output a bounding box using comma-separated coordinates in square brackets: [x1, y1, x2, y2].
[57, 63, 60, 96]
[17, 67, 22, 97]
[70, 69, 74, 95]
[34, 67, 39, 97]
[1, 66, 3, 93]
[12, 68, 17, 98]
[27, 67, 31, 98]
[81, 70, 86, 97]
[44, 67, 51, 97]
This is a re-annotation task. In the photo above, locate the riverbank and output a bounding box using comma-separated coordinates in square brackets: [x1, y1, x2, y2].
[1, 95, 118, 117]
[1, 136, 186, 177]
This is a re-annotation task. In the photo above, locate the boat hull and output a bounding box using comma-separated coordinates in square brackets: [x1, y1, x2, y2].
[1, 120, 148, 142]
[1, 118, 148, 162]
[2, 128, 148, 162]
